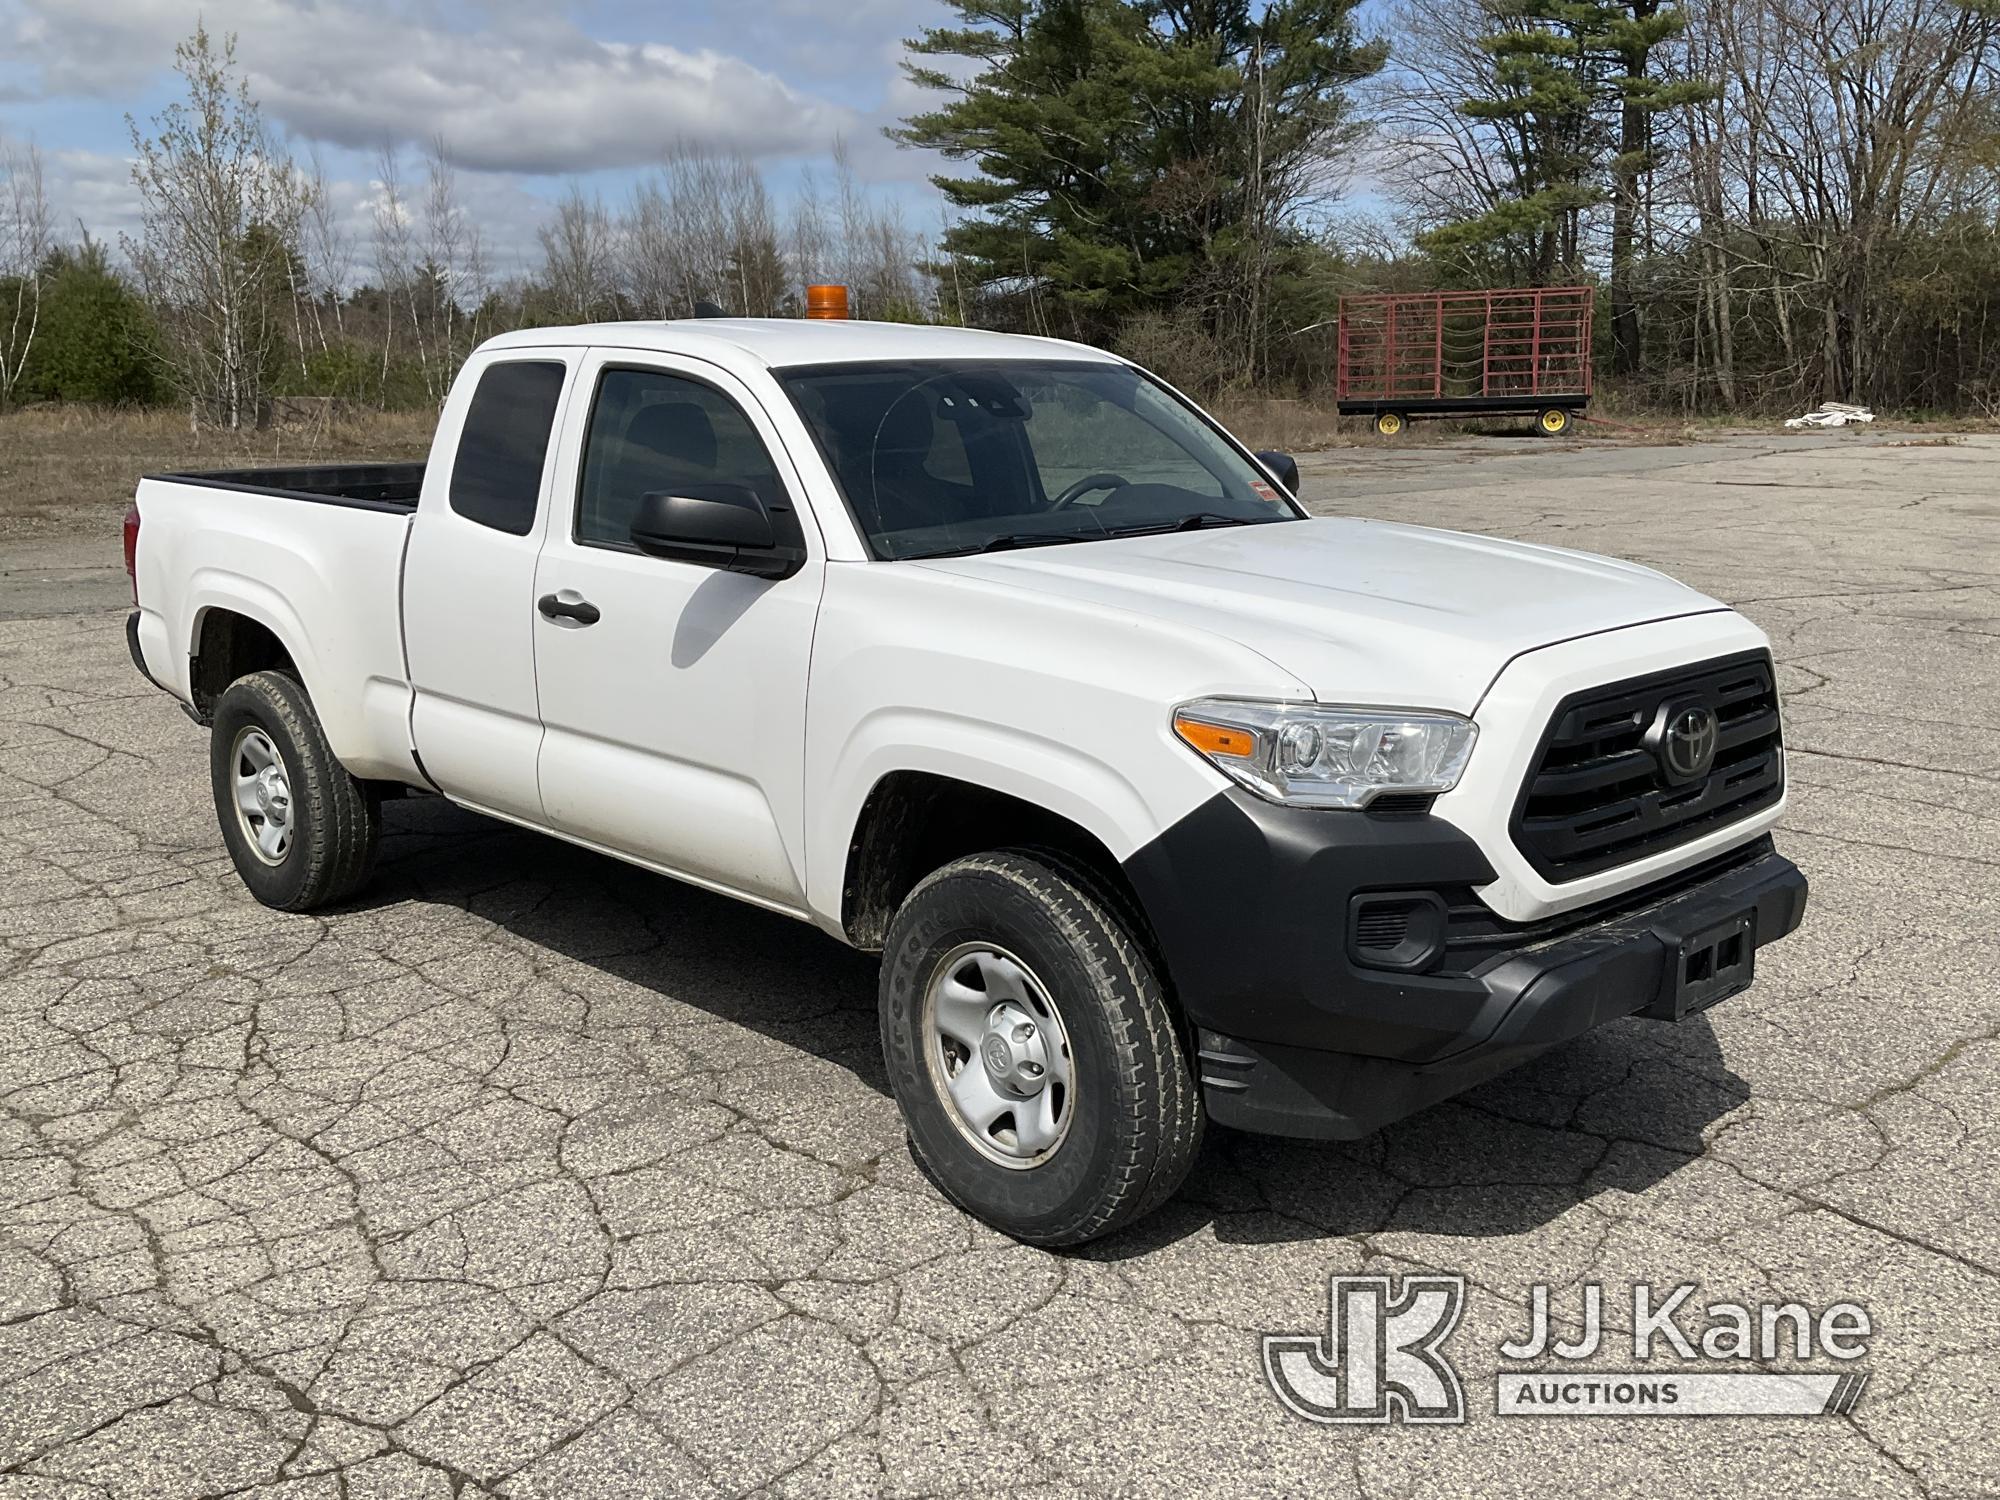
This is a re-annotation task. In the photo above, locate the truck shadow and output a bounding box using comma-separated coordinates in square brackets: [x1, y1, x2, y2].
[366, 797, 1749, 1254]
[1095, 1016, 1749, 1257]
[367, 796, 888, 1086]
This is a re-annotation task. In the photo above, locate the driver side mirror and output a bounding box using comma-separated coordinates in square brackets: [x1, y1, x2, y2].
[1255, 450, 1300, 498]
[629, 484, 806, 580]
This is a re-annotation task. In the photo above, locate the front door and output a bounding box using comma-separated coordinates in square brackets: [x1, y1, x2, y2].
[530, 352, 825, 911]
[404, 350, 575, 822]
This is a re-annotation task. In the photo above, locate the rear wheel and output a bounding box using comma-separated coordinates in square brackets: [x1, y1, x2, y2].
[209, 671, 380, 912]
[1373, 410, 1406, 438]
[879, 850, 1202, 1247]
[1537, 406, 1572, 436]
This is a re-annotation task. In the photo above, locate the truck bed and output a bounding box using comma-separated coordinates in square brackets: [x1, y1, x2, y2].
[145, 462, 425, 512]
[130, 465, 423, 785]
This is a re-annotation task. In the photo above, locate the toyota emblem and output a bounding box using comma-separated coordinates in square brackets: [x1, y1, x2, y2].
[1648, 698, 1719, 783]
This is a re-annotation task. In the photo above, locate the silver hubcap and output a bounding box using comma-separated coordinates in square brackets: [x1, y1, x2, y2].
[922, 943, 1075, 1168]
[230, 727, 293, 865]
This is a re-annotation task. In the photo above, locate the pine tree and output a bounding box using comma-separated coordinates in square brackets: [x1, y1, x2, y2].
[892, 0, 1384, 371]
[1603, 3, 1709, 373]
[1419, 0, 1706, 328]
[23, 237, 160, 405]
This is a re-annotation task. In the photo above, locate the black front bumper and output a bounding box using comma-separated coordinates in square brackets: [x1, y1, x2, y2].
[1120, 789, 1806, 1141]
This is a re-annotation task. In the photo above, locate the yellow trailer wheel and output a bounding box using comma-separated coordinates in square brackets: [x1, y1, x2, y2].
[1374, 411, 1406, 438]
[1538, 407, 1572, 435]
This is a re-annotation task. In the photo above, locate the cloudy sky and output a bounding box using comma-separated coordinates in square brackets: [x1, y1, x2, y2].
[0, 0, 960, 274]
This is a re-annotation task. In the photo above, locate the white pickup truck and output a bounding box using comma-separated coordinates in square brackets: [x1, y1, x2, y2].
[126, 319, 1806, 1245]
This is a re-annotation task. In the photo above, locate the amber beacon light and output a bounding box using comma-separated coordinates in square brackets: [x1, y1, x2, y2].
[805, 284, 851, 320]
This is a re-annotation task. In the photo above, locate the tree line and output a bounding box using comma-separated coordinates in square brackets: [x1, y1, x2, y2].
[0, 27, 938, 426]
[5, 2, 2000, 427]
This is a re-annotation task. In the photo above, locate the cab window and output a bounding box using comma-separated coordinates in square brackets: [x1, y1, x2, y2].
[576, 368, 792, 549]
[448, 360, 566, 535]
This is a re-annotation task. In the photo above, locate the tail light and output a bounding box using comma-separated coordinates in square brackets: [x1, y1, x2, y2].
[122, 505, 141, 603]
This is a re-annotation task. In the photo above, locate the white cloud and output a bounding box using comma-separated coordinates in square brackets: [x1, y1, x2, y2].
[8, 0, 966, 273]
[35, 143, 555, 280]
[39, 147, 138, 244]
[5, 0, 860, 174]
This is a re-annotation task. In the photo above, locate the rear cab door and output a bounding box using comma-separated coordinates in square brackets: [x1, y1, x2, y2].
[403, 347, 578, 822]
[529, 347, 828, 913]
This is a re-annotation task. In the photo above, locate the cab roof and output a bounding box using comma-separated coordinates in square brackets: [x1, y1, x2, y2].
[478, 317, 1126, 371]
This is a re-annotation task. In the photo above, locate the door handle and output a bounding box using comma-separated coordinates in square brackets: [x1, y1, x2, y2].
[537, 591, 601, 626]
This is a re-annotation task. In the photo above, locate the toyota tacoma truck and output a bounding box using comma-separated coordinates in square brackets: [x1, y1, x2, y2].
[125, 318, 1806, 1246]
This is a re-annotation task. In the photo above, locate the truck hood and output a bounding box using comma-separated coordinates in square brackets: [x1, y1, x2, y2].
[914, 516, 1724, 713]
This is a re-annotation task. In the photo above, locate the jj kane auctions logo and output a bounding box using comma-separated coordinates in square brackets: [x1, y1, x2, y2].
[1264, 1275, 1872, 1422]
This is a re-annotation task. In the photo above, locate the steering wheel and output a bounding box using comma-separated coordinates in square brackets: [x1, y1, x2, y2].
[1050, 472, 1130, 509]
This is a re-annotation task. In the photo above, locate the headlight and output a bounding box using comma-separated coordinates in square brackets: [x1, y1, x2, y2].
[1172, 699, 1477, 808]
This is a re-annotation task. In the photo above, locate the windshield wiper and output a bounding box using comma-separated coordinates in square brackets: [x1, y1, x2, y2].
[1098, 511, 1274, 540]
[907, 532, 1080, 559]
[978, 532, 1079, 553]
[911, 512, 1281, 560]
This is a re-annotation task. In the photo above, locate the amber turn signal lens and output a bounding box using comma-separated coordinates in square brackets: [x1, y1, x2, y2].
[1173, 714, 1258, 759]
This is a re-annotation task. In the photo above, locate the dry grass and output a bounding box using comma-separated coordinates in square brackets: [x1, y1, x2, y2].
[0, 405, 435, 541]
[1207, 394, 1360, 453]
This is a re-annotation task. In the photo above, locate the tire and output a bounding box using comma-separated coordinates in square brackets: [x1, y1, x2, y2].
[879, 850, 1202, 1247]
[209, 670, 380, 912]
[1373, 411, 1406, 438]
[1537, 407, 1572, 435]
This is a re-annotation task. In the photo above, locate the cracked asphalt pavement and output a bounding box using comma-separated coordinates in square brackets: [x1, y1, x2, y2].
[2, 432, 1996, 1497]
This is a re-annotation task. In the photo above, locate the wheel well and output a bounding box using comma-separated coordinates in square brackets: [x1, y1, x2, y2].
[190, 610, 296, 721]
[841, 771, 1159, 958]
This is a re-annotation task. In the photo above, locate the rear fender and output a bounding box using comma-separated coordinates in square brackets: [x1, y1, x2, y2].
[182, 574, 417, 782]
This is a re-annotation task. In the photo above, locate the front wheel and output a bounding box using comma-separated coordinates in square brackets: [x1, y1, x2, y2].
[1537, 406, 1573, 435]
[1373, 410, 1406, 438]
[210, 670, 380, 912]
[879, 851, 1202, 1247]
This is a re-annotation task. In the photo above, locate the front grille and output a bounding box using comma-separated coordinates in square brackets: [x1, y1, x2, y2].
[1512, 651, 1784, 881]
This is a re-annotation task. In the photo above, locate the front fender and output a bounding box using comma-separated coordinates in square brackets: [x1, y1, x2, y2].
[832, 706, 1171, 854]
[805, 706, 1239, 937]
[800, 560, 1309, 933]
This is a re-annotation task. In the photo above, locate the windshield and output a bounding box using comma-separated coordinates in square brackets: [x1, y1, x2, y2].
[777, 360, 1301, 559]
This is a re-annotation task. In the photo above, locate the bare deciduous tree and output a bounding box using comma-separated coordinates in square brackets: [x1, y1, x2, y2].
[622, 175, 681, 317]
[617, 144, 791, 318]
[0, 134, 51, 409]
[1697, 0, 2000, 400]
[298, 149, 353, 356]
[788, 168, 834, 296]
[417, 138, 489, 403]
[539, 185, 617, 323]
[369, 146, 417, 399]
[125, 23, 308, 430]
[828, 139, 927, 319]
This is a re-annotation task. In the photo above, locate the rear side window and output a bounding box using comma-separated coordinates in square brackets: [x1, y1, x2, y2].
[449, 360, 566, 535]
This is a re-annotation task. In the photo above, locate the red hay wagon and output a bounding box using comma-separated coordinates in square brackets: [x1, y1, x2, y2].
[1335, 286, 1595, 437]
